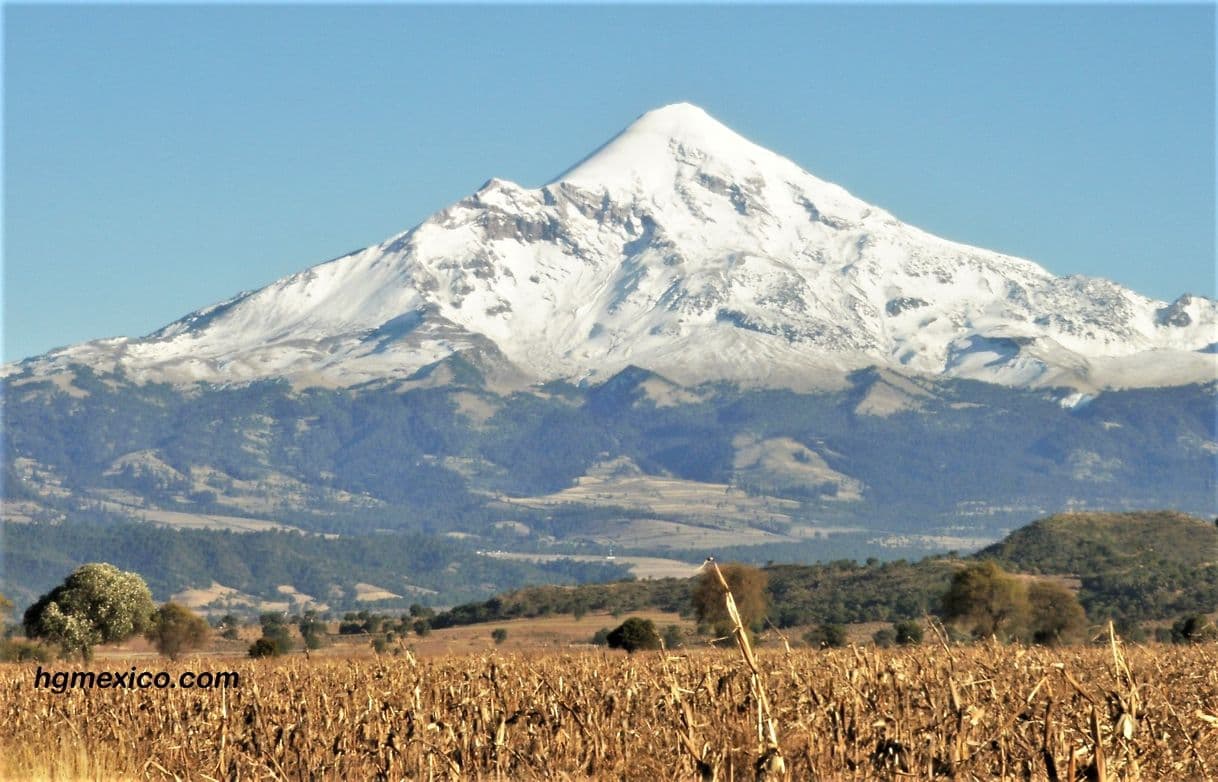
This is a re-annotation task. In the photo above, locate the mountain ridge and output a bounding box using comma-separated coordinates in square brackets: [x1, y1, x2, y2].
[5, 103, 1216, 392]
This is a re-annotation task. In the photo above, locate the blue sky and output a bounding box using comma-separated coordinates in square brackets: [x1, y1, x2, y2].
[3, 4, 1214, 363]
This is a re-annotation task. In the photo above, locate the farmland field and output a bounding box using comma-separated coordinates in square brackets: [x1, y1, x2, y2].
[3, 640, 1217, 780]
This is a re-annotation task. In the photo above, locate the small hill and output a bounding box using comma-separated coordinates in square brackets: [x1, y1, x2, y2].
[978, 510, 1218, 573]
[977, 510, 1218, 625]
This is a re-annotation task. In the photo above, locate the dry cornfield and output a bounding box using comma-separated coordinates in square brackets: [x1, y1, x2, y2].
[2, 639, 1217, 781]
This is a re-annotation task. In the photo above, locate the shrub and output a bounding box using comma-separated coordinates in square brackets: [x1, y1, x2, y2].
[894, 620, 924, 646]
[0, 639, 52, 662]
[146, 602, 210, 660]
[804, 623, 847, 649]
[607, 618, 660, 653]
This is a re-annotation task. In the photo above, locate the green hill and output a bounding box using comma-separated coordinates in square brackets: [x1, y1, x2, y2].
[977, 510, 1218, 572]
[976, 510, 1218, 626]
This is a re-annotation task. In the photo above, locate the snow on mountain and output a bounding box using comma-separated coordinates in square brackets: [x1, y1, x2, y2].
[9, 103, 1216, 392]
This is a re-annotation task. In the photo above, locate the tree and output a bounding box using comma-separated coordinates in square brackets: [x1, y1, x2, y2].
[893, 620, 923, 646]
[691, 562, 768, 638]
[590, 627, 611, 646]
[0, 593, 14, 643]
[146, 602, 210, 660]
[297, 611, 327, 650]
[662, 624, 684, 649]
[872, 627, 896, 648]
[607, 617, 660, 653]
[217, 613, 241, 641]
[248, 637, 280, 658]
[1026, 581, 1087, 646]
[23, 563, 156, 661]
[804, 623, 847, 649]
[491, 628, 508, 645]
[258, 613, 294, 653]
[942, 564, 1092, 646]
[0, 594, 48, 662]
[1171, 614, 1218, 644]
[940, 561, 1028, 641]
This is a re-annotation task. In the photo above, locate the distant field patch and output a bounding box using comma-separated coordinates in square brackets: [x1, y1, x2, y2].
[481, 551, 699, 580]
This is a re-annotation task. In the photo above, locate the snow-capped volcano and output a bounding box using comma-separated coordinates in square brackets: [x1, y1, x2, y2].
[11, 103, 1217, 391]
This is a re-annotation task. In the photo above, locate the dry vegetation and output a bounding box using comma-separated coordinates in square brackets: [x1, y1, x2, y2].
[3, 636, 1217, 781]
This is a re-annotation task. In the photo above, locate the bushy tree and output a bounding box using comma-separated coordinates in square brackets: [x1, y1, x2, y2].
[941, 562, 1028, 641]
[297, 611, 327, 650]
[607, 617, 660, 653]
[147, 602, 210, 660]
[691, 562, 768, 638]
[491, 628, 508, 645]
[872, 627, 896, 648]
[0, 594, 49, 661]
[248, 637, 280, 658]
[590, 627, 611, 646]
[1171, 614, 1217, 644]
[23, 563, 156, 661]
[257, 613, 294, 654]
[804, 623, 847, 649]
[942, 563, 1090, 645]
[217, 613, 241, 640]
[1026, 581, 1087, 646]
[893, 620, 923, 646]
[0, 593, 12, 635]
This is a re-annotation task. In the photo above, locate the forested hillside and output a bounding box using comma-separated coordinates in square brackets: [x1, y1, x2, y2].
[1, 519, 626, 611]
[6, 365, 1214, 545]
[430, 512, 1218, 632]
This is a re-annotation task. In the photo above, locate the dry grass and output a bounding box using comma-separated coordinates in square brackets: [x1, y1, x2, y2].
[3, 637, 1217, 780]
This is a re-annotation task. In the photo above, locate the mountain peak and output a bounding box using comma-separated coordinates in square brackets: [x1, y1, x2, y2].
[623, 102, 736, 141]
[551, 103, 779, 194]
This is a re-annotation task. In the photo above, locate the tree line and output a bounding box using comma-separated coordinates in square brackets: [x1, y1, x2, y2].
[5, 555, 1216, 662]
